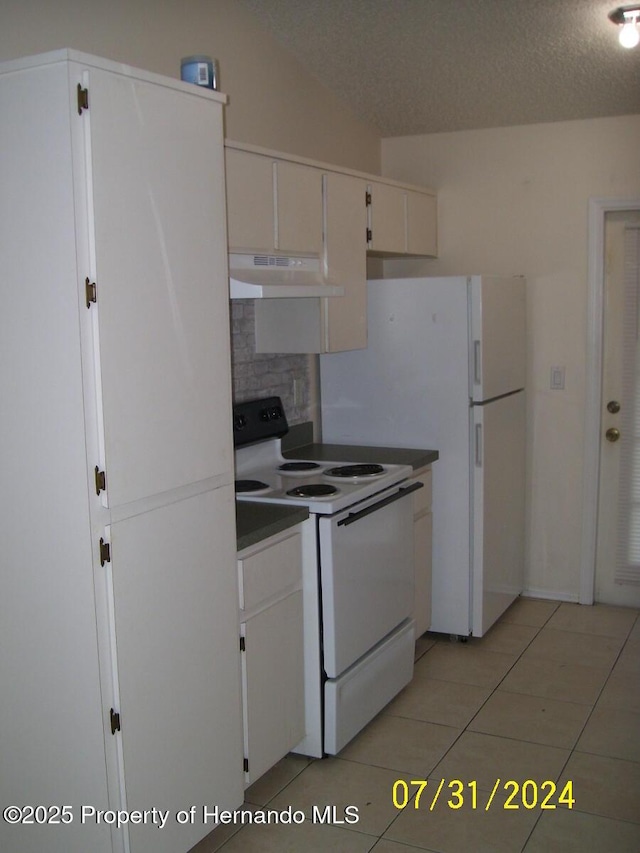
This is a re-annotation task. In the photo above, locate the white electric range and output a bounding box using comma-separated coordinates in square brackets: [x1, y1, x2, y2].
[234, 397, 421, 757]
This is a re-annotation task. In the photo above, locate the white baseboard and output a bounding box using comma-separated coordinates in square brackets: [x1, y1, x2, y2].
[521, 588, 579, 603]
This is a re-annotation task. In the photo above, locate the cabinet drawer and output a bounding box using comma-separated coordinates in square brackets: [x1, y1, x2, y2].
[238, 529, 302, 612]
[411, 468, 432, 515]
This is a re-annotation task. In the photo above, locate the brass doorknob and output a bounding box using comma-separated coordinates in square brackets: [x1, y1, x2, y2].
[606, 427, 621, 442]
[607, 400, 621, 414]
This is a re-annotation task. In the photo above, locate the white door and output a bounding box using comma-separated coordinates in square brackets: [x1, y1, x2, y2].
[108, 487, 243, 853]
[83, 67, 232, 507]
[595, 213, 640, 607]
[472, 392, 526, 636]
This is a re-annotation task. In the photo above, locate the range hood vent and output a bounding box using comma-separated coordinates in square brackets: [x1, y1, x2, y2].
[229, 253, 344, 299]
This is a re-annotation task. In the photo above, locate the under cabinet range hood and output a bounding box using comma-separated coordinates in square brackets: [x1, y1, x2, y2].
[229, 253, 344, 299]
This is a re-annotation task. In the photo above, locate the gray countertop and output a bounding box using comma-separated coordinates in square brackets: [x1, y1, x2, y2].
[283, 442, 439, 471]
[236, 501, 308, 553]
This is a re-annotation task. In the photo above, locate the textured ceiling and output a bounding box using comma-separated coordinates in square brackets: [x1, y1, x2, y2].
[240, 0, 640, 136]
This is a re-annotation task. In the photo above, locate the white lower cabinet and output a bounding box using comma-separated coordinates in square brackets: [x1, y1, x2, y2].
[107, 488, 243, 853]
[411, 467, 433, 637]
[238, 527, 305, 785]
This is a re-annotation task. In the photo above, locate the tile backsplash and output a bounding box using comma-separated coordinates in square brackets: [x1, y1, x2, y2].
[230, 300, 310, 423]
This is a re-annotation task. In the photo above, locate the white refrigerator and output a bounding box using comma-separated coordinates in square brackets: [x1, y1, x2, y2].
[320, 276, 526, 637]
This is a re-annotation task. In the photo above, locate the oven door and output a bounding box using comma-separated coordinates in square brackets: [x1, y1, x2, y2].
[318, 481, 421, 678]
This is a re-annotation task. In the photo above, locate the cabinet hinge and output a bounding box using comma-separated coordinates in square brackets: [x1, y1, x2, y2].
[365, 191, 372, 206]
[110, 708, 121, 735]
[77, 84, 89, 115]
[366, 228, 373, 243]
[243, 757, 249, 773]
[85, 277, 97, 308]
[94, 466, 106, 496]
[99, 537, 111, 567]
[239, 635, 246, 652]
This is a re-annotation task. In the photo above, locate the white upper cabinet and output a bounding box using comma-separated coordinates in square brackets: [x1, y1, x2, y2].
[367, 180, 438, 257]
[367, 181, 406, 254]
[225, 149, 322, 255]
[276, 160, 323, 255]
[254, 170, 367, 354]
[225, 148, 275, 253]
[87, 67, 233, 507]
[225, 141, 437, 353]
[322, 171, 368, 351]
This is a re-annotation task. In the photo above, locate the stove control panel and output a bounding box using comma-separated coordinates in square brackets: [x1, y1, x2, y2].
[233, 396, 289, 447]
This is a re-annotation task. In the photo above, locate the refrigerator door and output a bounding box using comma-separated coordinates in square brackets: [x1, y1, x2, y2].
[471, 391, 526, 636]
[469, 276, 526, 403]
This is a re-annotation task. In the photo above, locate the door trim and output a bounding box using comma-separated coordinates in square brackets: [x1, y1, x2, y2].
[580, 197, 640, 604]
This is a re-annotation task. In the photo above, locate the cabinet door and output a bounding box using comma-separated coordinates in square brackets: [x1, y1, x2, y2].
[84, 67, 233, 507]
[241, 591, 305, 784]
[323, 172, 367, 351]
[108, 487, 243, 853]
[407, 190, 438, 256]
[275, 161, 323, 255]
[368, 181, 406, 254]
[226, 148, 275, 252]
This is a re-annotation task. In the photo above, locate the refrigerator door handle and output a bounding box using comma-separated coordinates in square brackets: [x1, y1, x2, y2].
[473, 340, 481, 385]
[475, 423, 483, 467]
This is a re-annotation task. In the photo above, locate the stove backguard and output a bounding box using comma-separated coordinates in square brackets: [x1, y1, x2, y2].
[233, 396, 288, 447]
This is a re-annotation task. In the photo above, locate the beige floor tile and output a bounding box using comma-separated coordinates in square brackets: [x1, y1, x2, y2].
[368, 839, 432, 853]
[613, 639, 640, 675]
[187, 816, 246, 853]
[415, 635, 437, 660]
[413, 643, 518, 688]
[244, 753, 313, 806]
[267, 756, 405, 837]
[499, 597, 559, 628]
[213, 818, 378, 852]
[339, 714, 460, 776]
[559, 752, 640, 823]
[469, 691, 591, 749]
[523, 627, 624, 669]
[384, 783, 539, 853]
[597, 669, 640, 713]
[385, 677, 492, 729]
[576, 706, 640, 762]
[628, 617, 640, 642]
[546, 603, 638, 639]
[498, 656, 610, 705]
[188, 804, 262, 852]
[523, 808, 640, 852]
[470, 621, 539, 656]
[430, 731, 570, 793]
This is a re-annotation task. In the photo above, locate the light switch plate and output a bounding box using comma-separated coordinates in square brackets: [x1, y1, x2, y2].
[550, 366, 565, 390]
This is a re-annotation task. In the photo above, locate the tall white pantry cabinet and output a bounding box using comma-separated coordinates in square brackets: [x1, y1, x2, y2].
[0, 51, 243, 853]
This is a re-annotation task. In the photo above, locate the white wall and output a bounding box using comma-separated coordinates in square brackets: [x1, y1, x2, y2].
[382, 115, 640, 601]
[0, 0, 381, 172]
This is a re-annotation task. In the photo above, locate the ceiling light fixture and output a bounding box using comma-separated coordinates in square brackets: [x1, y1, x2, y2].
[609, 5, 640, 48]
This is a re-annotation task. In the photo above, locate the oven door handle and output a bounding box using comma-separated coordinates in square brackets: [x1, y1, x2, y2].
[337, 481, 424, 527]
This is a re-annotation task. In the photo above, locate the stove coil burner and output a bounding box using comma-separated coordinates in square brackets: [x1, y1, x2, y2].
[278, 461, 322, 474]
[286, 484, 339, 499]
[235, 479, 271, 494]
[323, 463, 385, 479]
